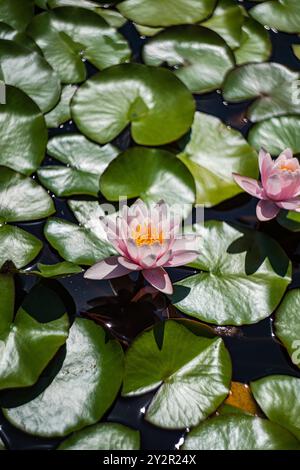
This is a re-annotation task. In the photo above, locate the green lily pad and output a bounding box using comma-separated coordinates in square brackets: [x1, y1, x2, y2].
[0, 39, 60, 113]
[182, 415, 300, 450]
[45, 85, 77, 128]
[0, 21, 39, 51]
[3, 318, 124, 437]
[48, 1, 126, 28]
[293, 44, 300, 59]
[71, 63, 195, 146]
[0, 0, 34, 31]
[0, 86, 47, 175]
[248, 116, 300, 155]
[38, 134, 119, 197]
[45, 200, 116, 265]
[277, 210, 300, 232]
[134, 24, 163, 37]
[178, 112, 258, 206]
[173, 221, 291, 325]
[0, 167, 54, 223]
[100, 147, 195, 211]
[143, 25, 234, 94]
[275, 289, 300, 368]
[122, 321, 231, 429]
[223, 62, 300, 122]
[0, 277, 69, 390]
[58, 423, 140, 450]
[0, 225, 43, 270]
[251, 375, 300, 440]
[234, 18, 272, 65]
[28, 7, 130, 84]
[250, 0, 300, 34]
[117, 0, 216, 27]
[201, 0, 244, 49]
[23, 261, 83, 278]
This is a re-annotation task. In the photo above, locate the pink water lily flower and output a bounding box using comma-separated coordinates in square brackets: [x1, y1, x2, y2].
[84, 200, 199, 295]
[233, 148, 300, 221]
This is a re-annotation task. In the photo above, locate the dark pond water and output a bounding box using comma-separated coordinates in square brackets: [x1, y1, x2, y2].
[1, 0, 300, 451]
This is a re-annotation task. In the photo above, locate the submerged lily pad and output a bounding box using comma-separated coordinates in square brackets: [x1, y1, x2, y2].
[0, 86, 47, 175]
[201, 0, 244, 49]
[234, 18, 272, 65]
[173, 221, 291, 325]
[3, 318, 124, 437]
[38, 134, 119, 197]
[223, 62, 300, 122]
[293, 44, 300, 59]
[275, 289, 300, 368]
[117, 0, 216, 27]
[71, 63, 195, 146]
[58, 423, 140, 450]
[143, 25, 234, 94]
[0, 0, 34, 31]
[48, 1, 126, 28]
[0, 277, 69, 390]
[178, 112, 258, 206]
[45, 85, 77, 128]
[122, 321, 231, 429]
[250, 0, 300, 34]
[182, 415, 300, 450]
[100, 147, 195, 211]
[251, 375, 300, 440]
[45, 200, 116, 265]
[248, 116, 300, 155]
[28, 7, 130, 84]
[277, 211, 300, 232]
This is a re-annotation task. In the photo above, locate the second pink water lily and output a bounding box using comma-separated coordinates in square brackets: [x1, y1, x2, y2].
[233, 148, 300, 221]
[84, 200, 199, 294]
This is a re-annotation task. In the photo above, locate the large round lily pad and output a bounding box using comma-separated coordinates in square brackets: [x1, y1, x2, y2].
[0, 167, 54, 223]
[143, 25, 234, 94]
[248, 116, 300, 156]
[28, 7, 130, 84]
[3, 318, 124, 437]
[178, 112, 258, 206]
[182, 415, 300, 450]
[45, 85, 77, 128]
[275, 289, 300, 368]
[117, 0, 216, 27]
[251, 375, 300, 440]
[250, 0, 300, 34]
[122, 320, 232, 429]
[234, 18, 272, 65]
[223, 62, 300, 122]
[0, 86, 47, 175]
[0, 39, 60, 113]
[201, 0, 244, 49]
[100, 147, 195, 210]
[0, 225, 42, 270]
[45, 200, 116, 265]
[0, 0, 34, 31]
[173, 221, 291, 325]
[71, 63, 195, 146]
[58, 423, 140, 450]
[0, 277, 69, 390]
[38, 134, 119, 197]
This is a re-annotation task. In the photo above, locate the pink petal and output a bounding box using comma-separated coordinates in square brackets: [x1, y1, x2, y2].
[165, 250, 199, 267]
[171, 236, 198, 253]
[276, 199, 300, 211]
[84, 256, 131, 280]
[279, 148, 293, 160]
[118, 256, 141, 270]
[256, 200, 280, 221]
[142, 267, 173, 295]
[232, 174, 263, 199]
[259, 149, 273, 185]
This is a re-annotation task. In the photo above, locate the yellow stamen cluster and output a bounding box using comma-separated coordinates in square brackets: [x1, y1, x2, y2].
[132, 223, 164, 246]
